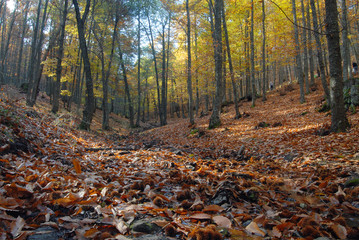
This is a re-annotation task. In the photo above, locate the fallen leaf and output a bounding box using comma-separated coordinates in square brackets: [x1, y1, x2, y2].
[10, 216, 25, 238]
[189, 213, 212, 220]
[72, 159, 82, 174]
[330, 224, 347, 239]
[213, 215, 232, 228]
[114, 218, 128, 234]
[203, 205, 224, 213]
[84, 228, 99, 238]
[245, 221, 266, 237]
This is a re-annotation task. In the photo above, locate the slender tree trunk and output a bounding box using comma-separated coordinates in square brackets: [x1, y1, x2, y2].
[195, 15, 199, 116]
[300, 0, 310, 94]
[250, 0, 256, 106]
[310, 0, 330, 104]
[136, 7, 141, 127]
[0, 0, 7, 84]
[146, 13, 162, 125]
[0, 0, 18, 84]
[222, 0, 240, 118]
[73, 0, 95, 130]
[52, 0, 68, 114]
[324, 0, 350, 132]
[26, 0, 42, 105]
[28, 0, 49, 107]
[161, 23, 168, 126]
[292, 0, 305, 103]
[306, 0, 315, 86]
[341, 0, 350, 87]
[16, 0, 30, 86]
[261, 0, 267, 101]
[118, 43, 134, 128]
[244, 13, 250, 97]
[209, 0, 223, 129]
[185, 0, 194, 125]
[222, 48, 227, 103]
[100, 6, 119, 130]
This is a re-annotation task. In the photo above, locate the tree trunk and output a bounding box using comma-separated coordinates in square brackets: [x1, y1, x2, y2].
[16, 0, 30, 86]
[118, 43, 135, 128]
[292, 0, 305, 103]
[52, 0, 68, 114]
[209, 0, 223, 129]
[324, 0, 350, 132]
[146, 13, 162, 125]
[161, 23, 168, 126]
[222, 0, 240, 118]
[250, 0, 256, 107]
[186, 0, 194, 125]
[310, 0, 330, 104]
[306, 0, 315, 86]
[0, 0, 18, 84]
[261, 0, 267, 101]
[300, 0, 310, 94]
[341, 0, 350, 88]
[73, 0, 95, 130]
[26, 0, 42, 105]
[136, 7, 141, 127]
[28, 0, 49, 107]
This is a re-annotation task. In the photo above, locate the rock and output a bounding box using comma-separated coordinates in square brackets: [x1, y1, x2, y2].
[131, 219, 161, 234]
[129, 235, 171, 240]
[27, 226, 63, 240]
[284, 154, 296, 162]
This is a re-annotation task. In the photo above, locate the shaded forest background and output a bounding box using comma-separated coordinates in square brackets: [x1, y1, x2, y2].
[0, 0, 358, 131]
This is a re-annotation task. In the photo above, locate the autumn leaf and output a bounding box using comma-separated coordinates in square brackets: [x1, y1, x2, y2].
[189, 213, 212, 220]
[203, 205, 224, 213]
[5, 183, 33, 199]
[113, 218, 128, 234]
[330, 224, 347, 239]
[245, 221, 266, 237]
[72, 158, 82, 174]
[10, 216, 25, 238]
[213, 215, 232, 228]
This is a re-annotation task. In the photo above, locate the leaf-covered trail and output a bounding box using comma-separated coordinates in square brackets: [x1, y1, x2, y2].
[1, 83, 359, 239]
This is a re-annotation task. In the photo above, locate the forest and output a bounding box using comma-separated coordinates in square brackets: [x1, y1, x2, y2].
[0, 0, 359, 239]
[0, 0, 356, 131]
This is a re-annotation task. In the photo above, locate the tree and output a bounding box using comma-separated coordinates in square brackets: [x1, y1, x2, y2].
[306, 0, 315, 87]
[118, 39, 135, 128]
[291, 0, 305, 103]
[208, 0, 223, 129]
[73, 0, 95, 130]
[16, 0, 30, 86]
[92, 0, 120, 130]
[0, 0, 18, 84]
[146, 9, 163, 125]
[310, 0, 330, 104]
[261, 0, 267, 101]
[186, 0, 194, 125]
[26, 0, 42, 105]
[52, 0, 69, 114]
[341, 0, 351, 86]
[136, 3, 141, 127]
[324, 0, 350, 132]
[300, 0, 309, 94]
[222, 0, 240, 118]
[250, 0, 256, 107]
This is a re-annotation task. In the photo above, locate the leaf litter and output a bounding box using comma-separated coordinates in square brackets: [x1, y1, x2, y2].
[0, 83, 359, 239]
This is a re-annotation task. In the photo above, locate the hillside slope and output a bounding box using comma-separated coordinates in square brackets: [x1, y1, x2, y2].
[0, 83, 359, 240]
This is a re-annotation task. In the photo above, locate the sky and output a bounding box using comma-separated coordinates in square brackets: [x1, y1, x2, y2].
[7, 0, 15, 11]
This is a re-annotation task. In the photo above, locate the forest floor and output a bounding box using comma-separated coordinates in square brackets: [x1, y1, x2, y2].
[0, 80, 359, 240]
